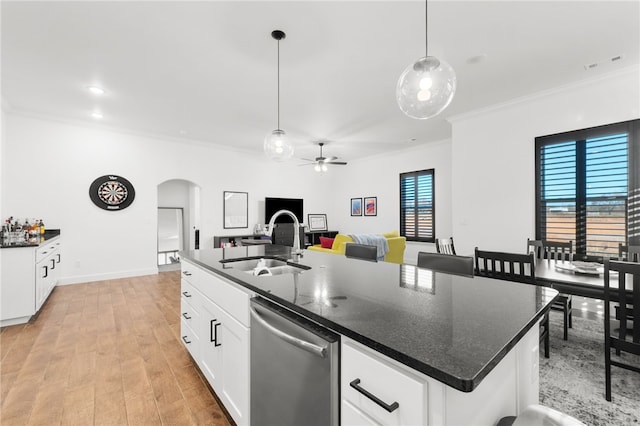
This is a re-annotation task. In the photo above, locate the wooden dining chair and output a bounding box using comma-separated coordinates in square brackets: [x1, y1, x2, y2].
[543, 240, 572, 261]
[618, 243, 640, 262]
[604, 259, 640, 401]
[475, 248, 550, 358]
[345, 243, 378, 262]
[526, 238, 544, 260]
[417, 252, 474, 277]
[540, 240, 574, 341]
[435, 237, 456, 255]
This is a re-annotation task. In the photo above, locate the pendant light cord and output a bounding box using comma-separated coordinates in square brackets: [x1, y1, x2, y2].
[277, 38, 281, 130]
[425, 0, 428, 58]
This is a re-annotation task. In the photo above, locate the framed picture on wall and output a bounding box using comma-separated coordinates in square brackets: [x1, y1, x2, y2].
[308, 214, 328, 231]
[364, 196, 377, 216]
[223, 191, 248, 229]
[351, 198, 362, 216]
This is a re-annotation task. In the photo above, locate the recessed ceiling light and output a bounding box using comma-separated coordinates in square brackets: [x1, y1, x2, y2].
[91, 112, 103, 119]
[466, 54, 488, 65]
[87, 86, 105, 95]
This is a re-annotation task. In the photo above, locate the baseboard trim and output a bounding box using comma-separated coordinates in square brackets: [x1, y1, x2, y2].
[57, 267, 159, 285]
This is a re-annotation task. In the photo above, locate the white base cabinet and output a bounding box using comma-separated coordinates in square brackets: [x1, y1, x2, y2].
[180, 259, 252, 426]
[341, 322, 541, 426]
[1, 236, 62, 326]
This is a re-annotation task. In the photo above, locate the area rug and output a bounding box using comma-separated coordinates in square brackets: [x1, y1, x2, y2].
[540, 311, 640, 425]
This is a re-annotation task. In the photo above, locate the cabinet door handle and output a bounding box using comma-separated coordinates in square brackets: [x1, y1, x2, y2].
[42, 265, 48, 279]
[182, 271, 192, 276]
[182, 335, 191, 344]
[210, 319, 222, 347]
[56, 254, 61, 263]
[182, 312, 191, 320]
[214, 322, 222, 347]
[182, 291, 191, 298]
[50, 258, 56, 269]
[349, 379, 399, 413]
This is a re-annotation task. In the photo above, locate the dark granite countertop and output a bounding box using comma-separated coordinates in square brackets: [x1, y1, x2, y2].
[0, 229, 61, 249]
[180, 245, 558, 392]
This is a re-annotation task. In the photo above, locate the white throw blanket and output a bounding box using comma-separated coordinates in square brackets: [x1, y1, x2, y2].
[349, 234, 389, 261]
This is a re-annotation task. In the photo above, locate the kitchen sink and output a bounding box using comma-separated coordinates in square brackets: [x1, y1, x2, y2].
[220, 256, 310, 276]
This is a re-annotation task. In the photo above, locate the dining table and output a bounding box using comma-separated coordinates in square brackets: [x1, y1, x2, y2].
[535, 258, 634, 302]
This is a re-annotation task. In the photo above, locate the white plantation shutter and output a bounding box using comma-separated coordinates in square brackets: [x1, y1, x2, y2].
[400, 169, 435, 242]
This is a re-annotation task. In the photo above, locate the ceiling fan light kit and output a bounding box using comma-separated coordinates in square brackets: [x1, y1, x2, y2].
[302, 142, 347, 173]
[396, 0, 456, 120]
[264, 30, 294, 162]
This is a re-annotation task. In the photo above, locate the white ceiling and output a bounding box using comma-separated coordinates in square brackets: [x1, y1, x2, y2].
[2, 1, 639, 163]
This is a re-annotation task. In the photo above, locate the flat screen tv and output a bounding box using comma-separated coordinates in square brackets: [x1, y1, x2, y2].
[265, 197, 304, 224]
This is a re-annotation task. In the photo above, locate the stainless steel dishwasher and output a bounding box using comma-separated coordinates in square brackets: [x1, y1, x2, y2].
[250, 297, 339, 426]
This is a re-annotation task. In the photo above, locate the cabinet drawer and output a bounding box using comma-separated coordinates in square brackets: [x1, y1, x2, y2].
[36, 243, 58, 264]
[180, 318, 199, 358]
[180, 294, 200, 336]
[181, 279, 199, 308]
[181, 260, 209, 287]
[342, 340, 426, 426]
[200, 274, 251, 327]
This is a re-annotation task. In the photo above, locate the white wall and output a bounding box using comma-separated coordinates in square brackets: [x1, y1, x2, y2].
[329, 139, 453, 264]
[450, 66, 640, 256]
[2, 113, 333, 284]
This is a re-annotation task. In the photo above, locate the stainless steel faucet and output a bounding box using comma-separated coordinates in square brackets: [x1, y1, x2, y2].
[266, 209, 302, 259]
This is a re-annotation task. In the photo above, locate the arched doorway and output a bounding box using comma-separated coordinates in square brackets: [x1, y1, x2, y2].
[157, 179, 201, 270]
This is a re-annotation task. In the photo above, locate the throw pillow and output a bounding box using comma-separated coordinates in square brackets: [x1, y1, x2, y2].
[319, 236, 334, 249]
[383, 230, 399, 238]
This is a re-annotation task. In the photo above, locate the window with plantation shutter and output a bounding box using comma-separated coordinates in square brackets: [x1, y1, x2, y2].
[400, 169, 435, 243]
[535, 120, 638, 257]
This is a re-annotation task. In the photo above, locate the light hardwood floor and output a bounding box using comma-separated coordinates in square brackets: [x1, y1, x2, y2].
[0, 271, 232, 426]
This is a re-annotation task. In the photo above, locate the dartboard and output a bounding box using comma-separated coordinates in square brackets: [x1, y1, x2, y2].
[89, 175, 135, 210]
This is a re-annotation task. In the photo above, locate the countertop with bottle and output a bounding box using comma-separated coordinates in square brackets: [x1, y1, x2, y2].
[0, 229, 61, 249]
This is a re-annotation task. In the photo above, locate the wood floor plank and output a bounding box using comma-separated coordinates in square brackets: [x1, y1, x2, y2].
[94, 388, 128, 425]
[124, 391, 161, 424]
[60, 384, 95, 425]
[26, 380, 67, 426]
[0, 377, 40, 425]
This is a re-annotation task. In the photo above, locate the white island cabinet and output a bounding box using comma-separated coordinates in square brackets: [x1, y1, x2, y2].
[180, 259, 253, 426]
[1, 235, 62, 326]
[341, 327, 540, 426]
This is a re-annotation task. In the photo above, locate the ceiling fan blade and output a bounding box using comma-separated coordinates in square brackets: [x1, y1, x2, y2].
[324, 156, 339, 162]
[301, 158, 317, 162]
[328, 161, 347, 165]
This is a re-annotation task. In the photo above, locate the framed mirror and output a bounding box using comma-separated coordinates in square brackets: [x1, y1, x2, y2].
[224, 191, 248, 229]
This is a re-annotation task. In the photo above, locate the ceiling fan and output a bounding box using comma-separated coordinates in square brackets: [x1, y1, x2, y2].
[301, 142, 347, 172]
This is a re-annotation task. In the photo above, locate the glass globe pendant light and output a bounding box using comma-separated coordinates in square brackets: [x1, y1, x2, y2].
[264, 30, 294, 161]
[396, 0, 456, 120]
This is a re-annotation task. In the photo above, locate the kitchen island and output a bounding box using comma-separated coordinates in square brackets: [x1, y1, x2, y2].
[180, 245, 557, 425]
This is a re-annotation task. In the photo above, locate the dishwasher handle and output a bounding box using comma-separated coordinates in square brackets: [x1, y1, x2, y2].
[249, 305, 327, 358]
